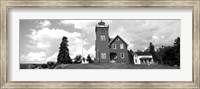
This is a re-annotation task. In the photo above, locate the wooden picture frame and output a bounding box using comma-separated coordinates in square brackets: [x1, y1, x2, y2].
[0, 0, 199, 89]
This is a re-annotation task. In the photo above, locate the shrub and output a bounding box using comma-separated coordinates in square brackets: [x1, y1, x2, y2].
[41, 64, 48, 69]
[47, 61, 57, 69]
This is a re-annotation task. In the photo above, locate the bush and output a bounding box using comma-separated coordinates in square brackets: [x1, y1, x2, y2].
[86, 55, 93, 63]
[41, 64, 48, 69]
[47, 61, 57, 69]
[29, 64, 37, 69]
[73, 55, 82, 64]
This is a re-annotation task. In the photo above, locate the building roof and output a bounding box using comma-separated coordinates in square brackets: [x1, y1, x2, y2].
[109, 38, 114, 42]
[135, 52, 152, 56]
[109, 35, 128, 46]
[140, 57, 153, 59]
[96, 20, 109, 27]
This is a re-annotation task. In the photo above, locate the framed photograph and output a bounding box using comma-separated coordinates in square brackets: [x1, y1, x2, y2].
[1, 0, 200, 89]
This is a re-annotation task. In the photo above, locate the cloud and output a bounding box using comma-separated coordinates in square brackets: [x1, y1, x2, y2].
[109, 20, 180, 51]
[28, 27, 81, 40]
[60, 20, 96, 29]
[26, 27, 82, 49]
[46, 52, 58, 62]
[152, 35, 159, 40]
[20, 52, 59, 63]
[20, 52, 46, 63]
[26, 26, 91, 61]
[37, 42, 50, 49]
[39, 20, 51, 27]
[60, 20, 112, 29]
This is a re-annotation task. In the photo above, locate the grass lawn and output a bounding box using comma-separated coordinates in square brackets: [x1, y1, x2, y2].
[55, 63, 180, 69]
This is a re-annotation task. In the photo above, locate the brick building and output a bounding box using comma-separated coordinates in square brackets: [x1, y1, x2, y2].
[95, 21, 129, 64]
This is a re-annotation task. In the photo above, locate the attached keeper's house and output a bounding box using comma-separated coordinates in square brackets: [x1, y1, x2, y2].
[95, 21, 129, 64]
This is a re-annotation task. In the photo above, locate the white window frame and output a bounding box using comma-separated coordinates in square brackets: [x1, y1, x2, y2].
[101, 53, 106, 59]
[100, 35, 106, 41]
[121, 53, 125, 59]
[113, 44, 117, 49]
[120, 44, 124, 49]
[101, 53, 104, 59]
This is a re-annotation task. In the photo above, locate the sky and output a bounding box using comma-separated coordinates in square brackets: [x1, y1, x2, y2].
[20, 20, 180, 63]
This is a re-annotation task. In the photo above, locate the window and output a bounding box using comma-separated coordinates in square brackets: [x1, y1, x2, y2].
[116, 38, 120, 41]
[121, 53, 125, 59]
[120, 44, 124, 49]
[101, 29, 104, 33]
[100, 35, 106, 41]
[101, 53, 106, 59]
[113, 44, 117, 49]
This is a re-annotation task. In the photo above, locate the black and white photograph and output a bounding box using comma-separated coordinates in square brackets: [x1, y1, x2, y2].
[20, 19, 180, 69]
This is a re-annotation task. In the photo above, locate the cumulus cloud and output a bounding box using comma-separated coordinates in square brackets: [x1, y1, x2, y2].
[46, 52, 58, 62]
[60, 20, 112, 29]
[39, 20, 51, 27]
[27, 27, 81, 40]
[152, 35, 159, 40]
[20, 52, 59, 63]
[26, 27, 82, 49]
[60, 20, 95, 29]
[109, 20, 180, 51]
[37, 42, 50, 49]
[20, 52, 46, 63]
[24, 25, 91, 63]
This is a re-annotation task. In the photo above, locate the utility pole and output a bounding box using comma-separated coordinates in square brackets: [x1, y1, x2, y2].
[82, 27, 84, 59]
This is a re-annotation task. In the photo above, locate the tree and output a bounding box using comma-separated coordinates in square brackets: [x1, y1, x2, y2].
[163, 46, 174, 65]
[47, 61, 56, 69]
[148, 42, 158, 62]
[174, 37, 180, 47]
[155, 37, 180, 66]
[86, 54, 93, 63]
[144, 48, 150, 52]
[41, 63, 48, 69]
[173, 37, 180, 66]
[156, 46, 165, 64]
[145, 42, 162, 64]
[74, 55, 82, 64]
[57, 36, 72, 64]
[149, 42, 155, 54]
[128, 49, 134, 64]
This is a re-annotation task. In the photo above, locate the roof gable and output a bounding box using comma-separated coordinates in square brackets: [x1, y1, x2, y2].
[109, 35, 128, 46]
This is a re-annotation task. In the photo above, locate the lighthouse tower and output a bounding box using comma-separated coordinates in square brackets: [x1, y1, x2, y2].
[95, 21, 110, 63]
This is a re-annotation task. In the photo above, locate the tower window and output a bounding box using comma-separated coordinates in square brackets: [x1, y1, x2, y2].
[101, 53, 106, 59]
[120, 44, 124, 49]
[113, 44, 117, 49]
[100, 35, 106, 41]
[121, 53, 125, 59]
[101, 29, 104, 33]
